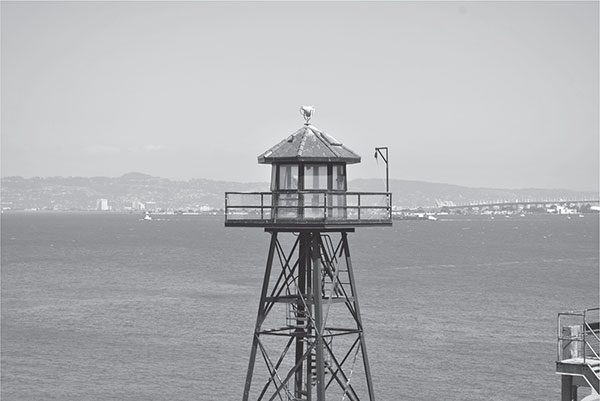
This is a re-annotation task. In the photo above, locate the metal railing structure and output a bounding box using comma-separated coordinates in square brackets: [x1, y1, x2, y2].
[557, 307, 600, 364]
[225, 191, 392, 226]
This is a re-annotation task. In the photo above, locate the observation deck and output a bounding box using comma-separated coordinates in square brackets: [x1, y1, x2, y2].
[225, 106, 393, 231]
[225, 191, 392, 229]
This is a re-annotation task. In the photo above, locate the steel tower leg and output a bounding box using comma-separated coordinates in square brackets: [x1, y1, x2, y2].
[342, 232, 375, 401]
[243, 232, 278, 401]
[312, 232, 326, 401]
[561, 376, 577, 401]
[305, 233, 313, 401]
[295, 232, 308, 400]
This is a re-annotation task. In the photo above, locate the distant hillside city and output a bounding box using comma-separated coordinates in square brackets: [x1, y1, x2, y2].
[1, 172, 598, 215]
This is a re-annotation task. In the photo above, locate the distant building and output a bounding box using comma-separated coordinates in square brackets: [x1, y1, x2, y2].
[96, 199, 110, 211]
[547, 205, 577, 215]
[131, 200, 146, 211]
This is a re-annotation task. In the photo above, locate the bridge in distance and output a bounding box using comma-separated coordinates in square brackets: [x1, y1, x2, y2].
[442, 199, 600, 210]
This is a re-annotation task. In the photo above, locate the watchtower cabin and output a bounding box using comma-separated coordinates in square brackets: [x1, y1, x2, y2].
[225, 107, 391, 401]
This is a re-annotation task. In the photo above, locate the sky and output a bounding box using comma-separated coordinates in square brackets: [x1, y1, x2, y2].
[1, 1, 598, 191]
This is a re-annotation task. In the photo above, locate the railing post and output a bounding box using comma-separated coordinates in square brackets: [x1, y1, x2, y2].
[358, 193, 361, 221]
[558, 313, 564, 362]
[324, 191, 328, 221]
[225, 193, 228, 222]
[260, 193, 264, 220]
[583, 310, 587, 364]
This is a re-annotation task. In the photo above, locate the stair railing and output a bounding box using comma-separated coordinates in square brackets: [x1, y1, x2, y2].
[558, 307, 600, 364]
[583, 308, 600, 364]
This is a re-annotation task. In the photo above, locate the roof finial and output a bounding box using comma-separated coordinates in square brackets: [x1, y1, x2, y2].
[300, 105, 314, 125]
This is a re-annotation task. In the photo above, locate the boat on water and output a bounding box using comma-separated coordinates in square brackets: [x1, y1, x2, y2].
[392, 212, 437, 221]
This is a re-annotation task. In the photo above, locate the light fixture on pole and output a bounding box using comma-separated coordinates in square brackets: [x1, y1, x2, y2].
[374, 147, 389, 193]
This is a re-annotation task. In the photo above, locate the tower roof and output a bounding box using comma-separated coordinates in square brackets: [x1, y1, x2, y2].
[257, 125, 361, 165]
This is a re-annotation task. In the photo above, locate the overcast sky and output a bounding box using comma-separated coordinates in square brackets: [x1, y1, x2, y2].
[1, 1, 598, 191]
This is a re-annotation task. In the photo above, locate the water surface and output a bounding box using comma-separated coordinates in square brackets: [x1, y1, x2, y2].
[2, 213, 598, 400]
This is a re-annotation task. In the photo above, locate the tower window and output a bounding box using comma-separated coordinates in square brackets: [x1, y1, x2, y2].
[303, 164, 328, 190]
[278, 164, 298, 190]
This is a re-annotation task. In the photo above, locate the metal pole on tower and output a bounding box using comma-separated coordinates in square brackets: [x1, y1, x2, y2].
[374, 147, 389, 193]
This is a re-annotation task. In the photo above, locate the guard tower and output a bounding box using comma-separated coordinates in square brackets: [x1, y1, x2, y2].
[225, 107, 392, 401]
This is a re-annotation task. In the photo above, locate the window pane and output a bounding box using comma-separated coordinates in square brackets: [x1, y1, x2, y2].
[332, 165, 346, 191]
[270, 165, 277, 191]
[304, 164, 328, 190]
[278, 165, 298, 190]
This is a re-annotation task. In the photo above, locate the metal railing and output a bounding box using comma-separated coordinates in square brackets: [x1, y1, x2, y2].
[557, 307, 600, 364]
[225, 191, 392, 224]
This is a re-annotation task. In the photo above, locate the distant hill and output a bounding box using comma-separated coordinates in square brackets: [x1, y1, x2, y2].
[349, 178, 598, 209]
[0, 174, 267, 212]
[1, 174, 597, 211]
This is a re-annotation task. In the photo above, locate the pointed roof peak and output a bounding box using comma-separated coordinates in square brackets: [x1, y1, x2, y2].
[258, 123, 361, 165]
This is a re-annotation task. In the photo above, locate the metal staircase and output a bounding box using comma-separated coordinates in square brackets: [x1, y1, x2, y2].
[556, 308, 600, 398]
[588, 363, 600, 392]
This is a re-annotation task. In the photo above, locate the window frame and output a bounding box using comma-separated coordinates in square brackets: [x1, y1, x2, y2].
[270, 163, 347, 192]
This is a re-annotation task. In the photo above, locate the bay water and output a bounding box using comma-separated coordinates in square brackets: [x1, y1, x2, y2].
[1, 212, 598, 400]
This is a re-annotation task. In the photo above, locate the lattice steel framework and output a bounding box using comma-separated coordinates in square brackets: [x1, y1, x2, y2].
[243, 229, 374, 401]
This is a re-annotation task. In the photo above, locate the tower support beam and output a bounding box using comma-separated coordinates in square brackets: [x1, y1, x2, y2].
[342, 232, 375, 401]
[242, 230, 375, 401]
[295, 232, 308, 400]
[244, 232, 278, 401]
[312, 232, 326, 400]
